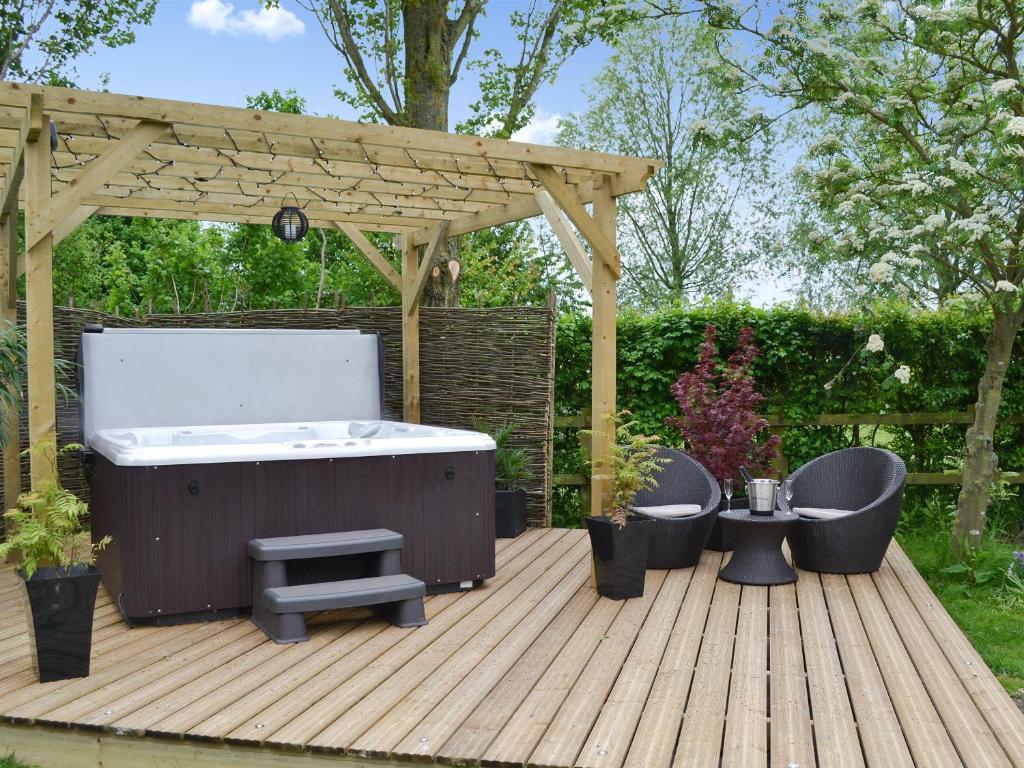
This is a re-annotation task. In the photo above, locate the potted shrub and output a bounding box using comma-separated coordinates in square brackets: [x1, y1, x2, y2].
[491, 423, 534, 538]
[584, 416, 666, 600]
[666, 324, 780, 550]
[0, 443, 110, 682]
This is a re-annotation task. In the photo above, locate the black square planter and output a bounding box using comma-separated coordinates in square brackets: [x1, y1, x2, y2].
[495, 488, 528, 538]
[22, 565, 101, 682]
[585, 516, 651, 599]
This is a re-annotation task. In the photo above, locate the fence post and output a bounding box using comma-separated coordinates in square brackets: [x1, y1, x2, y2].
[772, 416, 789, 479]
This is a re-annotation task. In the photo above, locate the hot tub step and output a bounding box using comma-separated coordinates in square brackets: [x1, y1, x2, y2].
[266, 574, 425, 613]
[248, 529, 427, 643]
[254, 575, 427, 643]
[247, 528, 404, 561]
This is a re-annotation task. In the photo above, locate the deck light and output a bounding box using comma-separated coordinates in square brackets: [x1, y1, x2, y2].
[271, 193, 309, 243]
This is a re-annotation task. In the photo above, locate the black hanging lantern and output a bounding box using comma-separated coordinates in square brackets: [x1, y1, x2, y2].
[271, 193, 309, 243]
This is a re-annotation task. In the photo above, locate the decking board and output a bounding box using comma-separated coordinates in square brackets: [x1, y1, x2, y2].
[0, 531, 1021, 768]
[820, 574, 913, 768]
[622, 551, 722, 768]
[767, 583, 815, 768]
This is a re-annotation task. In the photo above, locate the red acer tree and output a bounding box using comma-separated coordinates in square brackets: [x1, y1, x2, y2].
[666, 324, 780, 483]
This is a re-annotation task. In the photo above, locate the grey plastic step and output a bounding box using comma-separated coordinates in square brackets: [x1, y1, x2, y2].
[247, 528, 403, 561]
[263, 574, 425, 614]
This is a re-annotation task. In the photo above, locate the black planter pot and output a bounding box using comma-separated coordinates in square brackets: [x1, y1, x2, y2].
[495, 488, 528, 538]
[706, 497, 749, 552]
[21, 564, 101, 682]
[585, 516, 651, 600]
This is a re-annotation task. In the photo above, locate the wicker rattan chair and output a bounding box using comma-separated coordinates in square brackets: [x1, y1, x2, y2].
[630, 448, 720, 569]
[778, 447, 906, 573]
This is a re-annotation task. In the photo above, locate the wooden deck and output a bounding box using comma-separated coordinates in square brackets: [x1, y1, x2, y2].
[1, 527, 1022, 768]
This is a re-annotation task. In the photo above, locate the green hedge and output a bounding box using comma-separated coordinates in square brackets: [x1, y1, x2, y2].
[553, 301, 1024, 527]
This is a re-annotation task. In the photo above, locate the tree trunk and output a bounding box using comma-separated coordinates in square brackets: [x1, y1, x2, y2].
[422, 236, 461, 306]
[402, 1, 461, 306]
[402, 0, 450, 132]
[954, 306, 1024, 549]
[316, 230, 328, 309]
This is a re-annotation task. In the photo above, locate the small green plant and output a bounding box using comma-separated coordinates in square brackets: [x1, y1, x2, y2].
[493, 423, 534, 491]
[586, 412, 667, 529]
[480, 421, 535, 491]
[1006, 553, 1024, 607]
[0, 442, 110, 579]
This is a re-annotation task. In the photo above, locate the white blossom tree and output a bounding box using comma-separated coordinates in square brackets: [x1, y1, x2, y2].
[663, 0, 1024, 548]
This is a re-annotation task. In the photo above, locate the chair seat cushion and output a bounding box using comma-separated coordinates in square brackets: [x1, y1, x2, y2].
[794, 506, 855, 519]
[631, 504, 703, 519]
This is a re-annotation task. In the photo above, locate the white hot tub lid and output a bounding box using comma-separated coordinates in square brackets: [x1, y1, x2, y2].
[79, 327, 385, 446]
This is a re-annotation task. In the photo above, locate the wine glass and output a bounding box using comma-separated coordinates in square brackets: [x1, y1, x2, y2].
[723, 478, 733, 512]
[784, 479, 794, 510]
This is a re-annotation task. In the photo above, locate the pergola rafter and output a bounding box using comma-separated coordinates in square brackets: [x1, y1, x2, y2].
[0, 81, 661, 525]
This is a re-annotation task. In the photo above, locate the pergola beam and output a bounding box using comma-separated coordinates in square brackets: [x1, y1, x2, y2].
[51, 170, 498, 215]
[528, 163, 620, 280]
[0, 99, 30, 221]
[26, 119, 168, 250]
[409, 221, 450, 315]
[535, 190, 592, 295]
[0, 156, 23, 225]
[52, 205, 98, 245]
[93, 205, 414, 233]
[401, 236, 420, 423]
[80, 194, 450, 230]
[0, 185, 19, 545]
[6, 83, 655, 176]
[24, 112, 56, 487]
[3, 189, 17, 306]
[16, 204, 98, 278]
[52, 122, 595, 193]
[335, 222, 401, 290]
[72, 186, 467, 223]
[590, 177, 618, 519]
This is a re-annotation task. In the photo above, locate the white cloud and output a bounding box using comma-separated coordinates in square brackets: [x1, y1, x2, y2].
[188, 0, 304, 41]
[512, 111, 561, 145]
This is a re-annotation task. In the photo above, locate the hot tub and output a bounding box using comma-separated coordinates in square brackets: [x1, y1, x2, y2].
[81, 328, 496, 624]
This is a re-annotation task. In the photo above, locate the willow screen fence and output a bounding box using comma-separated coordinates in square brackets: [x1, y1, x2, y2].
[3, 303, 556, 526]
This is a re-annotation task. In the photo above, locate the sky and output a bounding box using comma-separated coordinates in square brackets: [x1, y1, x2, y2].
[69, 0, 605, 145]
[63, 0, 791, 305]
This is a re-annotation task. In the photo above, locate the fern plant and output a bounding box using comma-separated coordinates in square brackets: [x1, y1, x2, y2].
[0, 442, 110, 579]
[586, 412, 667, 528]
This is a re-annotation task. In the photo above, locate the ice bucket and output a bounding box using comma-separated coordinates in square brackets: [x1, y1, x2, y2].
[748, 479, 779, 515]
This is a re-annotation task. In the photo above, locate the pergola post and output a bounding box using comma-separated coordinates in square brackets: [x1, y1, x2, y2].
[590, 177, 617, 517]
[24, 116, 57, 487]
[0, 188, 21, 521]
[401, 236, 420, 423]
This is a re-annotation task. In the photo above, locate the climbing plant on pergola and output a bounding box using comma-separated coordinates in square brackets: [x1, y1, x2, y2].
[0, 82, 660, 519]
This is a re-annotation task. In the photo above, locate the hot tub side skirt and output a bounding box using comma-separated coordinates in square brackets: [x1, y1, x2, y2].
[89, 450, 495, 621]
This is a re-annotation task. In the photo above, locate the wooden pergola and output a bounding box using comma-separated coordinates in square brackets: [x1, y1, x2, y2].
[0, 81, 660, 519]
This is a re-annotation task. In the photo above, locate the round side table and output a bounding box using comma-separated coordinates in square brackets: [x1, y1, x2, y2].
[717, 509, 798, 586]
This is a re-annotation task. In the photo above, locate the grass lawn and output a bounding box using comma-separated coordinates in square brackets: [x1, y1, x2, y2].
[0, 755, 32, 768]
[897, 526, 1024, 697]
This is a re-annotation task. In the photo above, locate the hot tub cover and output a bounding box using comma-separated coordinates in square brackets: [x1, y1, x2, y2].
[79, 327, 386, 442]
